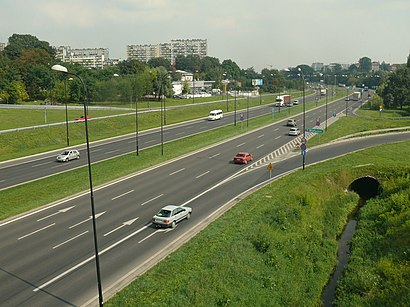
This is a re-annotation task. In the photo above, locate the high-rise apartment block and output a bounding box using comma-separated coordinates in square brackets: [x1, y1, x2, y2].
[127, 39, 207, 64]
[55, 46, 109, 69]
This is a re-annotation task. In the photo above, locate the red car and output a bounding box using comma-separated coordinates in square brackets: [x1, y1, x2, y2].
[233, 152, 253, 164]
[74, 115, 92, 121]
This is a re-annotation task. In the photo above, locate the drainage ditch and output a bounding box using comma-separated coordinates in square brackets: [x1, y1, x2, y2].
[321, 176, 381, 306]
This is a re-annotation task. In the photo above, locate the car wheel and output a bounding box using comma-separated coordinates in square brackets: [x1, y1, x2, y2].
[171, 220, 176, 228]
[186, 213, 191, 220]
[65, 158, 69, 162]
[77, 155, 80, 159]
[244, 160, 248, 164]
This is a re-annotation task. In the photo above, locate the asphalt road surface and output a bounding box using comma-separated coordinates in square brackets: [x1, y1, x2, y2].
[0, 102, 407, 306]
[0, 92, 336, 190]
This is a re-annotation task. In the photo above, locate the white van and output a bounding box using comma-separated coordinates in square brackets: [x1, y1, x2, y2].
[207, 109, 223, 121]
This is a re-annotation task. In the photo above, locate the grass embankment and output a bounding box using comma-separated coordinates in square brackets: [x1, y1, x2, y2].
[0, 94, 276, 131]
[308, 112, 410, 147]
[106, 141, 410, 306]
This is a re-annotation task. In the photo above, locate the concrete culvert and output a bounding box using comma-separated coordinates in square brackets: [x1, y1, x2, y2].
[348, 176, 382, 200]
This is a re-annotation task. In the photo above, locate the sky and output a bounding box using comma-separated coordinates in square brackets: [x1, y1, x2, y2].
[1, 0, 409, 72]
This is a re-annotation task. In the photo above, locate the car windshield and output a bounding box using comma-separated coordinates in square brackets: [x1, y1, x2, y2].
[156, 209, 171, 217]
[236, 153, 245, 158]
[61, 150, 70, 155]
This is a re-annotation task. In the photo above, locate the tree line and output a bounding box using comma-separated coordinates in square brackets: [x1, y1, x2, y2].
[0, 34, 408, 109]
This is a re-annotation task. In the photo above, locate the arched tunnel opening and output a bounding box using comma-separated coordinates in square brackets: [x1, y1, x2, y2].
[322, 176, 383, 306]
[348, 176, 382, 201]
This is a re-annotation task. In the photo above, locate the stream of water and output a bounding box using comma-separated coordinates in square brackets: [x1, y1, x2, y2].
[321, 219, 358, 306]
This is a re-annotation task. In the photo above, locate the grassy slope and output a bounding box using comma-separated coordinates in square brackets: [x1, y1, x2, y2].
[106, 141, 410, 306]
[334, 169, 410, 306]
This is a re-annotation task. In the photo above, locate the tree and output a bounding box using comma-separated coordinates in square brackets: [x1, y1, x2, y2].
[175, 55, 201, 72]
[147, 57, 172, 71]
[379, 67, 410, 109]
[4, 34, 55, 60]
[221, 59, 241, 81]
[118, 59, 147, 76]
[358, 57, 372, 72]
[295, 64, 314, 76]
[1, 80, 29, 103]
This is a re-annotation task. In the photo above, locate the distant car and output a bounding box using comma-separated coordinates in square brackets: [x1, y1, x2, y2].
[293, 99, 299, 105]
[286, 119, 297, 127]
[152, 205, 192, 228]
[345, 97, 350, 101]
[289, 127, 301, 136]
[56, 149, 80, 162]
[233, 152, 253, 164]
[74, 115, 92, 121]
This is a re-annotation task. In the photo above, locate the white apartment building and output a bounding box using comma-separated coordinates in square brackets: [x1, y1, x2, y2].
[127, 39, 207, 64]
[55, 46, 109, 69]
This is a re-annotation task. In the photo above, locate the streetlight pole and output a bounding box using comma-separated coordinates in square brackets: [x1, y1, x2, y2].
[246, 94, 249, 127]
[135, 95, 139, 156]
[325, 84, 328, 131]
[114, 73, 139, 155]
[223, 73, 229, 112]
[234, 81, 237, 126]
[160, 93, 164, 155]
[51, 64, 103, 306]
[298, 68, 306, 170]
[64, 77, 70, 146]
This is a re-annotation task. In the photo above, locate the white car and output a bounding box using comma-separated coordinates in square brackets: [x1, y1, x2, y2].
[152, 205, 192, 228]
[293, 99, 299, 105]
[56, 149, 80, 162]
[289, 128, 301, 136]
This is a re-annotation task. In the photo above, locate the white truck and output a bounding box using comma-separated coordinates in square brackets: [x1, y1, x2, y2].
[352, 92, 361, 101]
[275, 95, 291, 107]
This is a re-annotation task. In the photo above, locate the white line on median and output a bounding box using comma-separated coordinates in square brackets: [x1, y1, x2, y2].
[33, 225, 150, 292]
[53, 231, 88, 249]
[169, 168, 185, 176]
[18, 223, 55, 240]
[112, 189, 134, 201]
[196, 171, 210, 178]
[209, 153, 220, 159]
[140, 194, 164, 206]
[105, 149, 120, 155]
[31, 161, 53, 168]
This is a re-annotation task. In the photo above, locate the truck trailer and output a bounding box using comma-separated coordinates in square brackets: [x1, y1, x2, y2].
[275, 95, 291, 107]
[352, 92, 361, 101]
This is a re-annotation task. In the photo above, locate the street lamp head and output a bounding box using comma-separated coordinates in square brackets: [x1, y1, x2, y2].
[51, 64, 68, 73]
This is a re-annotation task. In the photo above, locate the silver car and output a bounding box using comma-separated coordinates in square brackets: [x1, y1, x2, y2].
[56, 149, 80, 162]
[152, 205, 192, 228]
[289, 127, 301, 136]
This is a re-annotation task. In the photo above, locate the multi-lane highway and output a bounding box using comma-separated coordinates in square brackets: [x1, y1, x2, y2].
[0, 95, 380, 306]
[0, 94, 323, 190]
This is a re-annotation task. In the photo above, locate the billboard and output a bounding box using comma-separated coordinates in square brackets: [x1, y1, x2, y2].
[252, 79, 263, 86]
